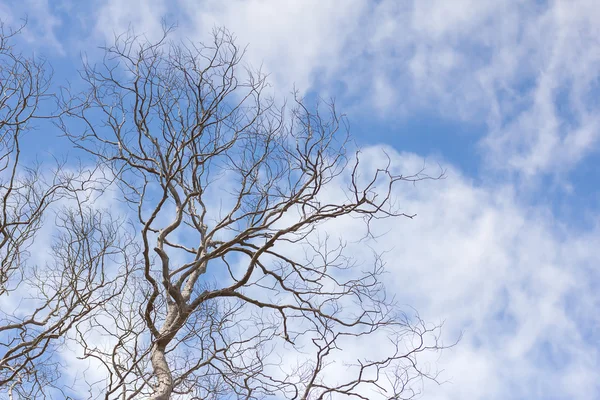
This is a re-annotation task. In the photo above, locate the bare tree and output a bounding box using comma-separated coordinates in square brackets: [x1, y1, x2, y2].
[57, 26, 449, 400]
[0, 22, 450, 399]
[0, 22, 137, 399]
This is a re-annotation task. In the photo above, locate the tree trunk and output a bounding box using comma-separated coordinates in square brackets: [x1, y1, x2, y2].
[149, 343, 173, 400]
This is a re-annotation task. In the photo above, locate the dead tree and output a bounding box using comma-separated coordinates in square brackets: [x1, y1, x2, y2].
[57, 27, 447, 400]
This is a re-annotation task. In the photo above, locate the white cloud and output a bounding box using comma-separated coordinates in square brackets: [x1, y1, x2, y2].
[84, 0, 600, 178]
[323, 147, 600, 399]
[4, 0, 600, 176]
[94, 0, 168, 43]
[0, 0, 63, 52]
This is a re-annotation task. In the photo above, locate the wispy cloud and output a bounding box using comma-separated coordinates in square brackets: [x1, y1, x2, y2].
[84, 0, 600, 178]
[329, 147, 600, 399]
[1, 0, 64, 52]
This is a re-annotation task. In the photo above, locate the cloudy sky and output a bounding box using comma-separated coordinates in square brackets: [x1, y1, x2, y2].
[3, 0, 600, 399]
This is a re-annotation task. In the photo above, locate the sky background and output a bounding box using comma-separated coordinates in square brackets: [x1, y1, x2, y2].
[2, 0, 600, 399]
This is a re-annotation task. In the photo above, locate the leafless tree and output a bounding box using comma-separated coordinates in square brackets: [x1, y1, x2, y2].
[0, 21, 450, 399]
[58, 26, 450, 400]
[0, 22, 137, 399]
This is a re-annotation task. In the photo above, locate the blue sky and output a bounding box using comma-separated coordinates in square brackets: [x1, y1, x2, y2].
[2, 0, 600, 399]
